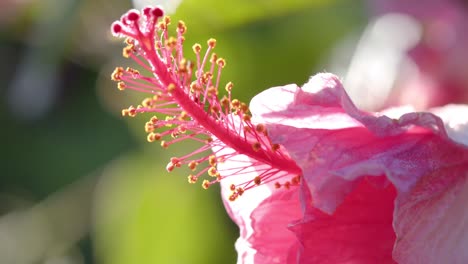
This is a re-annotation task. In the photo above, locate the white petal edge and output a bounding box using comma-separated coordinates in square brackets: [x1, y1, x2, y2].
[429, 104, 468, 147]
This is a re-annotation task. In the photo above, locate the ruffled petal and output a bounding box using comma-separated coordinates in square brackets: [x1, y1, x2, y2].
[251, 73, 467, 213]
[392, 105, 468, 263]
[250, 73, 468, 263]
[429, 104, 468, 146]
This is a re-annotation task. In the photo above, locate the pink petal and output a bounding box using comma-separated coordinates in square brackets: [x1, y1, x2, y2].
[250, 73, 468, 262]
[218, 151, 302, 264]
[393, 105, 468, 263]
[291, 178, 397, 263]
[393, 163, 468, 263]
[248, 187, 302, 264]
[215, 115, 302, 264]
[251, 73, 465, 213]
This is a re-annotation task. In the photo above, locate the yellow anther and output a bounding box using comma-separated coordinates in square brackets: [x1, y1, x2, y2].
[210, 105, 220, 114]
[207, 38, 216, 48]
[202, 180, 210, 189]
[255, 124, 266, 133]
[121, 109, 129, 117]
[147, 132, 156, 142]
[216, 58, 226, 68]
[165, 36, 177, 48]
[291, 175, 301, 185]
[142, 98, 153, 107]
[252, 142, 261, 152]
[240, 102, 249, 113]
[166, 163, 175, 172]
[167, 83, 176, 93]
[178, 111, 188, 121]
[155, 40, 162, 49]
[125, 67, 140, 75]
[208, 155, 217, 166]
[153, 133, 162, 140]
[188, 174, 197, 184]
[210, 53, 218, 63]
[164, 16, 171, 25]
[207, 86, 217, 97]
[171, 131, 180, 138]
[170, 157, 181, 167]
[190, 82, 202, 92]
[177, 20, 187, 34]
[225, 82, 233, 92]
[178, 58, 188, 73]
[188, 161, 198, 171]
[229, 193, 238, 201]
[178, 125, 187, 133]
[150, 116, 158, 124]
[117, 81, 126, 91]
[165, 116, 174, 127]
[231, 99, 240, 109]
[271, 143, 280, 152]
[111, 67, 124, 81]
[221, 96, 230, 109]
[128, 106, 137, 117]
[145, 122, 154, 133]
[192, 43, 202, 54]
[254, 176, 261, 185]
[208, 167, 217, 177]
[161, 141, 168, 148]
[158, 21, 167, 30]
[201, 73, 212, 85]
[122, 45, 135, 58]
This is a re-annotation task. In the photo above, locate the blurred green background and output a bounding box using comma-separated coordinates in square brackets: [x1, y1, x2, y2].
[0, 0, 366, 263]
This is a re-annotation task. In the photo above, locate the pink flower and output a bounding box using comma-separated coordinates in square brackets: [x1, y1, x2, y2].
[110, 7, 468, 263]
[223, 73, 468, 263]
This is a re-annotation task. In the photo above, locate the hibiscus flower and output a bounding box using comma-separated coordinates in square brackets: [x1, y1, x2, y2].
[110, 6, 468, 263]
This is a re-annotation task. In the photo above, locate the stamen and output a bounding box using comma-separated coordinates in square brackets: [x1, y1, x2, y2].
[110, 6, 303, 200]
